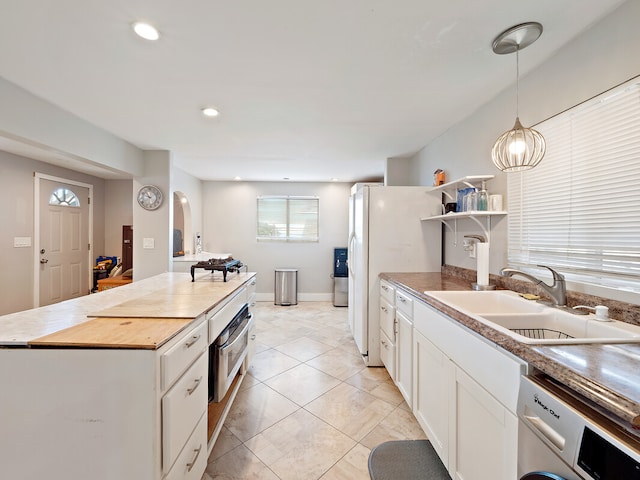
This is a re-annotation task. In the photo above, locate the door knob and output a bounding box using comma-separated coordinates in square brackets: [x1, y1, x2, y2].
[40, 258, 49, 264]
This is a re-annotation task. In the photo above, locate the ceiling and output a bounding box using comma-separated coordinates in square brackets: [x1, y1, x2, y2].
[0, 0, 627, 182]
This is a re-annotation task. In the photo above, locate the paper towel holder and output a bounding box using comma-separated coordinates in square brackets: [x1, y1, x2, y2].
[463, 235, 497, 291]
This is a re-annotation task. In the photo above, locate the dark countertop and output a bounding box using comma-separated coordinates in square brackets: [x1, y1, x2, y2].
[380, 272, 640, 432]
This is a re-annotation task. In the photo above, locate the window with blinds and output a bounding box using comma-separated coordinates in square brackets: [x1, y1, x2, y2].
[257, 196, 319, 242]
[507, 78, 640, 292]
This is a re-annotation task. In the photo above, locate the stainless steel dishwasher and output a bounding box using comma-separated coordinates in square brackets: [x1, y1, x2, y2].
[517, 374, 640, 479]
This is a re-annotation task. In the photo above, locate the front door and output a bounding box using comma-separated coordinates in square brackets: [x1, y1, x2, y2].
[39, 178, 90, 306]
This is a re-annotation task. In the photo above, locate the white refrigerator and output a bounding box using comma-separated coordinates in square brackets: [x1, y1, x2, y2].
[348, 184, 441, 366]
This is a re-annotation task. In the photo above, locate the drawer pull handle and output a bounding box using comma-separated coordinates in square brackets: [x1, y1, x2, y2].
[381, 285, 389, 291]
[251, 334, 257, 341]
[381, 306, 387, 312]
[186, 445, 202, 472]
[184, 334, 201, 348]
[251, 280, 256, 286]
[398, 297, 406, 303]
[187, 376, 203, 395]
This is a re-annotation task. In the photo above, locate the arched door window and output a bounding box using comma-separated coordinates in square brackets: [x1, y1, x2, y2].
[49, 188, 80, 207]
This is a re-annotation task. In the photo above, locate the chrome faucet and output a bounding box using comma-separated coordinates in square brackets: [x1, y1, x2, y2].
[499, 265, 567, 306]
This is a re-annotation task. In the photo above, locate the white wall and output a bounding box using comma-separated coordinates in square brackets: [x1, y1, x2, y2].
[202, 181, 351, 300]
[0, 77, 144, 177]
[0, 151, 106, 314]
[104, 180, 133, 261]
[133, 151, 172, 280]
[406, 0, 640, 299]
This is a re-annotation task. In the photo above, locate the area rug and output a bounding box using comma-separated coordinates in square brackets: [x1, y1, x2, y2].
[368, 439, 451, 479]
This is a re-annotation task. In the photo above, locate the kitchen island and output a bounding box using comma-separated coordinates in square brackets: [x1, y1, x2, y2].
[0, 271, 256, 480]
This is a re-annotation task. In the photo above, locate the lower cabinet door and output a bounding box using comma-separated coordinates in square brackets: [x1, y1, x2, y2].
[450, 367, 518, 480]
[413, 330, 451, 467]
[165, 412, 208, 480]
[395, 310, 412, 406]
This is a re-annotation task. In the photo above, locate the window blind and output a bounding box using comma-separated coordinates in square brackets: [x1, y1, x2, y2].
[257, 196, 319, 242]
[507, 79, 640, 292]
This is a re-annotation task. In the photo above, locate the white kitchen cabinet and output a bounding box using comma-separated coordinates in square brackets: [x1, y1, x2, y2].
[410, 295, 525, 480]
[379, 280, 397, 380]
[396, 309, 413, 405]
[379, 297, 395, 341]
[450, 367, 518, 480]
[380, 329, 396, 380]
[395, 289, 413, 405]
[164, 413, 208, 480]
[162, 351, 208, 472]
[380, 279, 395, 303]
[413, 329, 452, 465]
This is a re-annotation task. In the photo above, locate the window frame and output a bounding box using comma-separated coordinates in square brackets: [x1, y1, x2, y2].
[256, 195, 320, 243]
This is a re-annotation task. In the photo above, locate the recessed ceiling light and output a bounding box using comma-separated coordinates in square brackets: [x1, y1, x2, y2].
[234, 176, 242, 181]
[132, 22, 160, 41]
[331, 178, 339, 182]
[201, 107, 220, 117]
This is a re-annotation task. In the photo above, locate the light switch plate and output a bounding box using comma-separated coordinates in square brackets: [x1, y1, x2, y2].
[14, 237, 32, 247]
[143, 238, 155, 249]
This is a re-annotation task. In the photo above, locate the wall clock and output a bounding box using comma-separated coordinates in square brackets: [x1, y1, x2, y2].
[137, 185, 163, 211]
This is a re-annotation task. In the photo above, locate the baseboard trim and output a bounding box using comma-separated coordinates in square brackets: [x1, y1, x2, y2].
[254, 293, 333, 302]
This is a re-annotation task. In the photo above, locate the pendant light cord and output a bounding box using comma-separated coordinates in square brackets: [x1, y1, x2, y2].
[515, 47, 520, 118]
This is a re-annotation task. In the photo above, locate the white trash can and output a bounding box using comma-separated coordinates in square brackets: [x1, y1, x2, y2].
[275, 268, 298, 306]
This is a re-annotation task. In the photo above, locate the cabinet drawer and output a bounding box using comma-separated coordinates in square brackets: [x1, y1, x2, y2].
[380, 279, 395, 304]
[379, 297, 396, 340]
[246, 277, 257, 306]
[380, 329, 396, 381]
[396, 290, 413, 318]
[164, 411, 208, 480]
[162, 352, 208, 473]
[208, 288, 247, 343]
[161, 321, 208, 391]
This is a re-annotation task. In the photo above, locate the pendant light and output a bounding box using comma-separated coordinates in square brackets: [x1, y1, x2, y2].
[491, 22, 546, 172]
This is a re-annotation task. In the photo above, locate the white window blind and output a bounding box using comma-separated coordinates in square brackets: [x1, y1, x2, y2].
[507, 79, 640, 292]
[257, 196, 319, 242]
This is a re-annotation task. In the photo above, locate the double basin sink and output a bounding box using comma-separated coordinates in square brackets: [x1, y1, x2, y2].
[425, 290, 640, 345]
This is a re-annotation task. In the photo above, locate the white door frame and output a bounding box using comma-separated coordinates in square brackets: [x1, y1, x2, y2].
[34, 173, 94, 308]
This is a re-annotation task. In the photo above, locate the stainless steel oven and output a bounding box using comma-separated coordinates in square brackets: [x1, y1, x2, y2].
[209, 303, 253, 402]
[518, 374, 640, 479]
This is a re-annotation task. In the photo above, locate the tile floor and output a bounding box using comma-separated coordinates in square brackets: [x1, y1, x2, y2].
[202, 301, 427, 480]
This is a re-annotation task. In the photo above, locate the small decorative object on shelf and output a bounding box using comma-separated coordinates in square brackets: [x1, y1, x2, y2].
[434, 169, 446, 186]
[478, 181, 489, 211]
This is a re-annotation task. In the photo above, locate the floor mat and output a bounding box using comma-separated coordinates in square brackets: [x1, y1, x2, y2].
[368, 440, 450, 479]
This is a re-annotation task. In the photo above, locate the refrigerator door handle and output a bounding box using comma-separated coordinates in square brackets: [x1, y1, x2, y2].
[348, 232, 356, 277]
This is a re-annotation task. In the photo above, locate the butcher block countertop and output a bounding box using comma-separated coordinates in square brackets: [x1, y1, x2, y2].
[381, 272, 640, 432]
[0, 271, 255, 346]
[29, 317, 193, 349]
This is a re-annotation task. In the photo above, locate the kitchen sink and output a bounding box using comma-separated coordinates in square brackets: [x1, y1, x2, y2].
[425, 290, 545, 314]
[425, 290, 640, 345]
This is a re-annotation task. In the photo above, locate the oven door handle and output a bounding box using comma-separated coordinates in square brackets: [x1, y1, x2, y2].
[219, 313, 253, 353]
